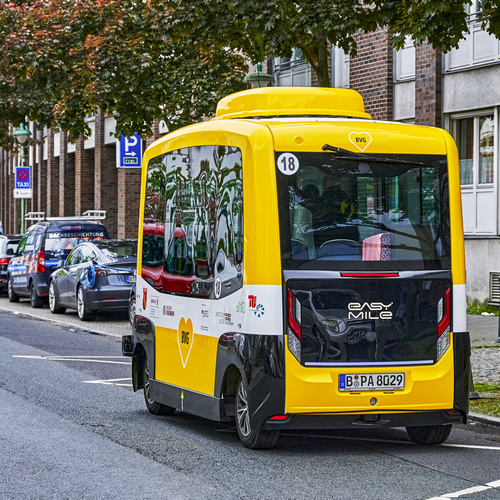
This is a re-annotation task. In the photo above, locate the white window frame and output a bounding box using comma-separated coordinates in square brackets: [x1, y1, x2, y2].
[448, 108, 498, 235]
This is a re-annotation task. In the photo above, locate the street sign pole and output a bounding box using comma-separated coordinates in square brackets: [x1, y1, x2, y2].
[20, 143, 25, 234]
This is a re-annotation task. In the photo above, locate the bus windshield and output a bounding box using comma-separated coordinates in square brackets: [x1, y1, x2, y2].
[276, 153, 450, 271]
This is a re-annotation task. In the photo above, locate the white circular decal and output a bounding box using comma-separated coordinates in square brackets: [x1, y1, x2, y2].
[214, 277, 222, 299]
[277, 153, 299, 175]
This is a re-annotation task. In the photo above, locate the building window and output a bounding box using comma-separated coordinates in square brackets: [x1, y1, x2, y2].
[450, 110, 497, 235]
[394, 37, 415, 82]
[452, 114, 495, 186]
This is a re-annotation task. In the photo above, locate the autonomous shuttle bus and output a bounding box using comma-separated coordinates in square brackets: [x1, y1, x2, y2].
[123, 87, 470, 449]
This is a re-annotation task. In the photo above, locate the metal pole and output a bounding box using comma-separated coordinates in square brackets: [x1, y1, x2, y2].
[20, 143, 25, 234]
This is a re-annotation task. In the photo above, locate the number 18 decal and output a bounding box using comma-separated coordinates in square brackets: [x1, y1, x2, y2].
[277, 153, 299, 175]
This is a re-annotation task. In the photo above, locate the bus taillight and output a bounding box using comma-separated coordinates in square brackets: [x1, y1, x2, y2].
[437, 288, 451, 360]
[287, 289, 302, 361]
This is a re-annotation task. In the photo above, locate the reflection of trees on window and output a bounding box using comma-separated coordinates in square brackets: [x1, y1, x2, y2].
[160, 145, 243, 297]
[479, 115, 494, 184]
[142, 154, 170, 290]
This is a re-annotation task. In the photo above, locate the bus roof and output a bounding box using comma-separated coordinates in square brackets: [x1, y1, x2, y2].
[147, 88, 450, 157]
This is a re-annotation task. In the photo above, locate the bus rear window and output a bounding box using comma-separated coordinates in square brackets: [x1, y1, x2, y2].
[276, 153, 450, 271]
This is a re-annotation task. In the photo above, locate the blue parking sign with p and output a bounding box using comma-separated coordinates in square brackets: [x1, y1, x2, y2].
[119, 133, 142, 168]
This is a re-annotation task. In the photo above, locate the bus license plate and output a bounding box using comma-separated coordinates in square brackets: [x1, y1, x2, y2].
[339, 373, 405, 392]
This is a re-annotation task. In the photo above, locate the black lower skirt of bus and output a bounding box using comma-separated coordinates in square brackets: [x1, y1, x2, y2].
[262, 410, 465, 430]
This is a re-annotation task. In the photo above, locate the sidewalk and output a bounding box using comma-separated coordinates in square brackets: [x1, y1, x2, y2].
[0, 296, 130, 339]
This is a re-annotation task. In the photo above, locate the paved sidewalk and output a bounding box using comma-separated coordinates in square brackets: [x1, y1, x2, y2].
[0, 296, 130, 339]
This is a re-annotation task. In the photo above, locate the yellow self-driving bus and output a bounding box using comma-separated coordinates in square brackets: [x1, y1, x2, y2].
[123, 87, 470, 449]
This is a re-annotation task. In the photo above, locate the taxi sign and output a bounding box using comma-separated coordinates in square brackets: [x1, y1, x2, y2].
[14, 166, 32, 198]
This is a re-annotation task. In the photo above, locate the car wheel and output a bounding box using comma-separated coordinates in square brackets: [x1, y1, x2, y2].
[7, 276, 19, 303]
[235, 377, 280, 449]
[77, 286, 96, 321]
[128, 295, 136, 325]
[30, 283, 44, 308]
[143, 357, 176, 415]
[406, 424, 452, 445]
[49, 281, 66, 314]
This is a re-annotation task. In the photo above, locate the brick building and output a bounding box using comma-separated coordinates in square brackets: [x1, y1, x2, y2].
[0, 113, 161, 238]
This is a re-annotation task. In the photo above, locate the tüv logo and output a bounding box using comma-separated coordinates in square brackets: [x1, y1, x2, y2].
[348, 302, 394, 320]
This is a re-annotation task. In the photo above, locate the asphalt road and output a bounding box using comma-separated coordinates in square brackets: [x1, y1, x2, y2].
[1, 309, 500, 500]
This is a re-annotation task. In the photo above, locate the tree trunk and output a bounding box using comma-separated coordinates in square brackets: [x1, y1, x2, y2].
[315, 30, 330, 87]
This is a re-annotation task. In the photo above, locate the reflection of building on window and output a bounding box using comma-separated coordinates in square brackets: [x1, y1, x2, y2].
[142, 144, 244, 298]
[451, 113, 494, 185]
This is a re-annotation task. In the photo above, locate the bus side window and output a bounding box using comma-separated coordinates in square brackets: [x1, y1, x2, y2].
[155, 145, 243, 299]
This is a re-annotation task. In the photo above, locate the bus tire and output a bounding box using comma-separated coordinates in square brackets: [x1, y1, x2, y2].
[235, 378, 280, 449]
[143, 357, 176, 416]
[406, 424, 452, 445]
[7, 277, 19, 303]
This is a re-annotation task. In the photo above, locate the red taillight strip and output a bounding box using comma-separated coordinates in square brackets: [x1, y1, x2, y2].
[269, 415, 289, 421]
[0, 258, 10, 265]
[438, 288, 451, 337]
[287, 289, 301, 339]
[341, 272, 399, 278]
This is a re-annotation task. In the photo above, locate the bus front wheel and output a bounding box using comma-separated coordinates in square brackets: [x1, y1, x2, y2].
[235, 378, 279, 449]
[406, 424, 452, 445]
[143, 357, 176, 416]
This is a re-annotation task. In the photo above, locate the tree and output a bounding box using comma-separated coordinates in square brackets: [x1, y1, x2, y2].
[0, 0, 247, 146]
[165, 0, 494, 87]
[1, 0, 499, 147]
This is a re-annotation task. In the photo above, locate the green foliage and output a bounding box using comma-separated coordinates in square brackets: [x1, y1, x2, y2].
[467, 299, 499, 316]
[1, 0, 499, 144]
[0, 0, 246, 145]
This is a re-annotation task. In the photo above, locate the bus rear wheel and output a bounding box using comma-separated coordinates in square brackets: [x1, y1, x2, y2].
[406, 424, 452, 445]
[143, 357, 176, 416]
[235, 378, 280, 449]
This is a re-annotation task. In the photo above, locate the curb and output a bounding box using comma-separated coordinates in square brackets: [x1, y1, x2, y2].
[0, 304, 125, 340]
[469, 411, 500, 427]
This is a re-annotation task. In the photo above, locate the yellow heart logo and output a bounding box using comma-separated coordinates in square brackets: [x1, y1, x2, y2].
[348, 132, 373, 152]
[177, 317, 194, 368]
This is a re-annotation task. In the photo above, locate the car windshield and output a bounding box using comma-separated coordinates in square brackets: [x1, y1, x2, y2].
[45, 231, 106, 257]
[94, 240, 137, 259]
[276, 152, 450, 271]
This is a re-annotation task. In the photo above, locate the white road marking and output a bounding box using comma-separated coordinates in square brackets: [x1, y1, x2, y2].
[443, 443, 500, 451]
[83, 378, 133, 387]
[13, 355, 130, 365]
[299, 433, 500, 451]
[425, 479, 500, 499]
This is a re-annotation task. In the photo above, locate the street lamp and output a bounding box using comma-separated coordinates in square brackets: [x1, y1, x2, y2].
[243, 62, 274, 89]
[13, 123, 31, 233]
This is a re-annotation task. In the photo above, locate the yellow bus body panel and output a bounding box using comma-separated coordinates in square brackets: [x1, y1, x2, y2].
[155, 326, 220, 395]
[285, 338, 455, 413]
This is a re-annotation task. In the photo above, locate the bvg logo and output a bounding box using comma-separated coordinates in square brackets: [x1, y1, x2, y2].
[348, 302, 393, 320]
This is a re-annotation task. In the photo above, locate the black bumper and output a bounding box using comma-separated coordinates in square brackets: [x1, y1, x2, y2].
[262, 410, 465, 431]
